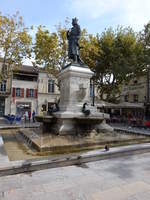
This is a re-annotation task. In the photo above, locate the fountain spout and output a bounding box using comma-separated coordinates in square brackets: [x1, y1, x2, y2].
[82, 103, 91, 116]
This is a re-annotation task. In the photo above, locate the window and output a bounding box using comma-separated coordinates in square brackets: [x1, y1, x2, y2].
[48, 80, 55, 93]
[133, 94, 138, 102]
[0, 81, 6, 92]
[124, 95, 129, 102]
[12, 88, 24, 97]
[29, 89, 34, 97]
[26, 88, 37, 98]
[16, 88, 21, 97]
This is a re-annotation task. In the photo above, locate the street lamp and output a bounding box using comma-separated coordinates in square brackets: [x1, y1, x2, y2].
[146, 65, 150, 103]
[91, 70, 96, 106]
[145, 65, 150, 119]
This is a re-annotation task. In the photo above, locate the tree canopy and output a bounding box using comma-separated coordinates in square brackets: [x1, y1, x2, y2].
[0, 12, 32, 81]
[34, 19, 70, 76]
[81, 27, 144, 102]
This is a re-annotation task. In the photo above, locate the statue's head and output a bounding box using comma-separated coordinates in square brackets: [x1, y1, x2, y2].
[72, 18, 78, 26]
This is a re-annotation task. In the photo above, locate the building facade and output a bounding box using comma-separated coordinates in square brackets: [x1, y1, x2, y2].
[114, 75, 149, 118]
[120, 76, 147, 104]
[0, 64, 60, 117]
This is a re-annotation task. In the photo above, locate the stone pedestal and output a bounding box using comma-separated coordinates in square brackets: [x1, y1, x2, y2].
[53, 64, 92, 135]
[58, 64, 93, 112]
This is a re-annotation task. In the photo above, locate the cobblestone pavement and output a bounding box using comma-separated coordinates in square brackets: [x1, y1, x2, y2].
[1, 152, 150, 199]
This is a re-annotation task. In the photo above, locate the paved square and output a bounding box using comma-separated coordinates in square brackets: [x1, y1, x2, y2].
[1, 152, 150, 199]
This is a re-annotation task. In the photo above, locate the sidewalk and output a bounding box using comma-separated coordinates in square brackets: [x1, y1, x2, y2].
[1, 142, 150, 176]
[111, 123, 150, 136]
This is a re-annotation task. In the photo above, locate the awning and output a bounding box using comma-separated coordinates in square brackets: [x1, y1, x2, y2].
[96, 101, 144, 109]
[96, 101, 116, 108]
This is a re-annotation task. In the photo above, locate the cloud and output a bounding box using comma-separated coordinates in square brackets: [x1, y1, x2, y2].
[123, 0, 150, 30]
[68, 0, 122, 19]
[68, 0, 150, 30]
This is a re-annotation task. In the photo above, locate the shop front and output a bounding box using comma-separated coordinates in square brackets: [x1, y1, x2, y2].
[16, 102, 31, 116]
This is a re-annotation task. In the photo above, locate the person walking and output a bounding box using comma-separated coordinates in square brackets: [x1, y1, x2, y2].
[32, 110, 35, 123]
[28, 110, 31, 123]
[25, 110, 28, 123]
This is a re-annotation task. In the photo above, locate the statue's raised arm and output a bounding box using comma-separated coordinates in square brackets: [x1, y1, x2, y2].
[67, 18, 83, 64]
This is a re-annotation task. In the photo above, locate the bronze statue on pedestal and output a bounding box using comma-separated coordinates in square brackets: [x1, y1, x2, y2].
[67, 18, 83, 64]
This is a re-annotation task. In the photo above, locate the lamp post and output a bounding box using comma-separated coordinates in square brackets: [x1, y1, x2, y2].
[146, 65, 150, 103]
[145, 65, 150, 119]
[92, 71, 96, 106]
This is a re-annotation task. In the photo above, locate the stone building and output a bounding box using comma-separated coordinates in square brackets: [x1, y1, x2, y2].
[37, 69, 60, 115]
[0, 64, 59, 117]
[120, 76, 147, 104]
[112, 76, 148, 118]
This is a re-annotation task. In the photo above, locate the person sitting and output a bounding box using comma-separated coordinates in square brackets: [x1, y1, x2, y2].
[82, 103, 90, 116]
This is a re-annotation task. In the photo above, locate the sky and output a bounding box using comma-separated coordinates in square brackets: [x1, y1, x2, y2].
[1, 0, 150, 64]
[1, 0, 150, 34]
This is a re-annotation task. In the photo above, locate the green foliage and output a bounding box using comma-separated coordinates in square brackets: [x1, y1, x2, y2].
[80, 29, 100, 70]
[81, 27, 144, 102]
[139, 21, 150, 68]
[34, 19, 70, 76]
[34, 25, 59, 75]
[0, 12, 32, 81]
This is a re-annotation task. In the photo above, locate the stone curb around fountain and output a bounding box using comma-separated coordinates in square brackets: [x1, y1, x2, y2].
[0, 123, 40, 130]
[1, 143, 150, 176]
[0, 136, 9, 163]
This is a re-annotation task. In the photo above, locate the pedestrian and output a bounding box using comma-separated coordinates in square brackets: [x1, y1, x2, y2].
[28, 110, 31, 122]
[32, 110, 35, 123]
[25, 110, 28, 123]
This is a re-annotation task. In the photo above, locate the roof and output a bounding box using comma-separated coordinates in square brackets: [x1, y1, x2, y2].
[13, 65, 38, 75]
[96, 101, 116, 108]
[115, 102, 144, 109]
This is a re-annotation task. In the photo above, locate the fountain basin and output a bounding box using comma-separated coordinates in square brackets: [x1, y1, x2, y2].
[74, 116, 104, 125]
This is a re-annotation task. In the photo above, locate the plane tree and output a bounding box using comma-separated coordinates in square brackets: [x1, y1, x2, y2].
[81, 27, 144, 102]
[0, 12, 32, 81]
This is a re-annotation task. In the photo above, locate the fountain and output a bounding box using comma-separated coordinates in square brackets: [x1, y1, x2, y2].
[2, 19, 150, 160]
[14, 18, 118, 154]
[36, 18, 113, 136]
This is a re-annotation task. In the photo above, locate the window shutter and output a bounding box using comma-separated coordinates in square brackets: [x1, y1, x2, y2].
[21, 88, 24, 97]
[34, 89, 37, 98]
[26, 88, 29, 97]
[12, 88, 15, 97]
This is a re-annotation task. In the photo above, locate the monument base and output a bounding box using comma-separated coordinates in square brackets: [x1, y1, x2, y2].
[37, 110, 113, 136]
[36, 63, 113, 135]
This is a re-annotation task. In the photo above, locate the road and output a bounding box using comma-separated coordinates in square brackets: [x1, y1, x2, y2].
[1, 152, 150, 199]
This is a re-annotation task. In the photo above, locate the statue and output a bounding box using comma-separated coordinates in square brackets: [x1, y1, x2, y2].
[82, 103, 90, 116]
[67, 18, 83, 64]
